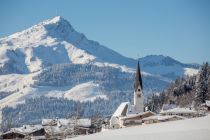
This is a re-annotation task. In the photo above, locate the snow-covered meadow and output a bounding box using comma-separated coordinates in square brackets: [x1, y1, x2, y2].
[68, 115, 210, 140]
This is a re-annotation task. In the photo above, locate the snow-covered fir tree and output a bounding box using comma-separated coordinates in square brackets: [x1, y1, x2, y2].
[195, 62, 209, 105]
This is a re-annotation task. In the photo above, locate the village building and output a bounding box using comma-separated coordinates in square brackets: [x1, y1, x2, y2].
[120, 111, 155, 127]
[1, 125, 45, 140]
[110, 61, 155, 128]
[160, 107, 199, 118]
[42, 118, 92, 139]
[142, 115, 185, 124]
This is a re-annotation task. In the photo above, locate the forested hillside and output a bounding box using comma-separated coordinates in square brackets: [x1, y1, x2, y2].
[147, 62, 210, 112]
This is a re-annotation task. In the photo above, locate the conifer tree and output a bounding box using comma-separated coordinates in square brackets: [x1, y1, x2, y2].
[195, 62, 209, 104]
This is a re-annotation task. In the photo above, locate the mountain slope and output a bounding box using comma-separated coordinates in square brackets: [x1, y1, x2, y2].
[140, 55, 199, 79]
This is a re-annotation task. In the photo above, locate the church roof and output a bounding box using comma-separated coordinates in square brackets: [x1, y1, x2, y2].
[134, 61, 143, 92]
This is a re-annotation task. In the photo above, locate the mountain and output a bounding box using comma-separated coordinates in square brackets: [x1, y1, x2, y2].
[0, 16, 199, 125]
[139, 55, 199, 80]
[0, 16, 135, 75]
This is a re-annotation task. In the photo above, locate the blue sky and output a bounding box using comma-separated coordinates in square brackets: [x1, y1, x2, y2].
[0, 0, 209, 64]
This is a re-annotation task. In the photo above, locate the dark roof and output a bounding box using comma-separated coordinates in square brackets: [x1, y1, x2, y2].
[134, 61, 143, 92]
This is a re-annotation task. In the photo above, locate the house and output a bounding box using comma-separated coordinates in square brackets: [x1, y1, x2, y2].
[142, 115, 185, 124]
[109, 101, 155, 128]
[160, 107, 198, 118]
[42, 118, 91, 139]
[121, 111, 155, 127]
[110, 102, 132, 128]
[1, 130, 25, 140]
[1, 125, 45, 140]
[110, 61, 155, 128]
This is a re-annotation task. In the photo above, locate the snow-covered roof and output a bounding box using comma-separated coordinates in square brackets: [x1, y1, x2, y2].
[142, 115, 185, 121]
[42, 118, 91, 127]
[205, 100, 210, 107]
[43, 118, 91, 135]
[2, 130, 26, 136]
[3, 125, 43, 135]
[160, 108, 197, 114]
[30, 136, 46, 140]
[121, 111, 155, 120]
[77, 119, 91, 127]
[112, 102, 129, 117]
[44, 125, 68, 135]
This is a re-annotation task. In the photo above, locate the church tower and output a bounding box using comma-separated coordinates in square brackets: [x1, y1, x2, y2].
[134, 60, 144, 113]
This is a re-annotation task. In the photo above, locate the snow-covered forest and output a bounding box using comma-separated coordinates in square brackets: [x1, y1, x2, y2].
[147, 62, 210, 112]
[1, 91, 130, 131]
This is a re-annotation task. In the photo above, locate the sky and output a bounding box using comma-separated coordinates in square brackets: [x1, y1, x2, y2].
[0, 0, 209, 64]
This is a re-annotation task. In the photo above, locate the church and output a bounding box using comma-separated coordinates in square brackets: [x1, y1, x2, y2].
[110, 61, 155, 128]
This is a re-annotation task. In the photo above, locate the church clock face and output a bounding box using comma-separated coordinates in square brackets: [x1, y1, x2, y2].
[137, 88, 141, 97]
[137, 93, 141, 98]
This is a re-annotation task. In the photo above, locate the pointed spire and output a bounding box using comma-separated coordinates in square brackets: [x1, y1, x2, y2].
[134, 60, 143, 92]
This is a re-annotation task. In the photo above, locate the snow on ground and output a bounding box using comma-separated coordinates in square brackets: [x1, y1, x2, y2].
[64, 81, 107, 102]
[0, 79, 107, 123]
[93, 62, 135, 73]
[0, 73, 37, 108]
[67, 115, 210, 140]
[0, 78, 107, 111]
[0, 76, 107, 108]
[0, 74, 33, 92]
[0, 73, 37, 124]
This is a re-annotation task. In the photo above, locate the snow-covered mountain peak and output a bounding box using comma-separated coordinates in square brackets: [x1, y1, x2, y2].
[0, 16, 136, 73]
[139, 55, 181, 67]
[43, 16, 64, 24]
[40, 16, 77, 40]
[0, 16, 199, 76]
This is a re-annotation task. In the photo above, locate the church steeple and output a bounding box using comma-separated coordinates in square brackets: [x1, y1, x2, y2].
[134, 61, 143, 92]
[133, 60, 144, 113]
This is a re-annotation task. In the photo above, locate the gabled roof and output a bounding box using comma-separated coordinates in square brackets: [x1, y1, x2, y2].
[2, 125, 43, 136]
[134, 61, 143, 92]
[120, 111, 155, 120]
[142, 115, 186, 121]
[112, 102, 129, 117]
[2, 130, 26, 136]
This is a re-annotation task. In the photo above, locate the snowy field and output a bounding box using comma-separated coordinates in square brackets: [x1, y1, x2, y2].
[68, 115, 210, 140]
